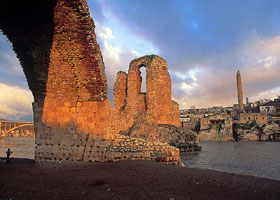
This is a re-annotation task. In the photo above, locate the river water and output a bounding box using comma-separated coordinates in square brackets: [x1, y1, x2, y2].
[0, 137, 35, 160]
[181, 141, 280, 180]
[1, 138, 279, 180]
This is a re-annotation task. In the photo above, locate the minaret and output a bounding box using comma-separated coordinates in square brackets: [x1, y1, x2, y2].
[236, 70, 244, 112]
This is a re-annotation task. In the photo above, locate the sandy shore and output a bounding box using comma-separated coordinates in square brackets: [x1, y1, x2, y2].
[0, 158, 279, 200]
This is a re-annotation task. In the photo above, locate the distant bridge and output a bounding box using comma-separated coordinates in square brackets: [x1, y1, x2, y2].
[0, 120, 34, 137]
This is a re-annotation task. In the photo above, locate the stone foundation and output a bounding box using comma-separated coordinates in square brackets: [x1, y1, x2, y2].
[33, 100, 111, 162]
[106, 135, 180, 165]
[33, 100, 180, 165]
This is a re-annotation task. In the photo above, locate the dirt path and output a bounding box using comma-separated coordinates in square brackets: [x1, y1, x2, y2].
[0, 158, 279, 200]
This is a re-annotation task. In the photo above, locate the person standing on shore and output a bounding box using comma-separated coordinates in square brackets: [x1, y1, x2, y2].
[6, 148, 13, 163]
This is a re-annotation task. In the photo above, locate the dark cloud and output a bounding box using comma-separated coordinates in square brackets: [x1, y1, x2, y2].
[0, 34, 28, 88]
[104, 0, 280, 69]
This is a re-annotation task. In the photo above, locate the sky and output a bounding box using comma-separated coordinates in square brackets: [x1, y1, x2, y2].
[0, 0, 280, 121]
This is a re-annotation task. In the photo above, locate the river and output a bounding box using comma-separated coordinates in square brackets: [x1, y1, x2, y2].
[0, 137, 35, 160]
[181, 141, 280, 180]
[1, 138, 280, 180]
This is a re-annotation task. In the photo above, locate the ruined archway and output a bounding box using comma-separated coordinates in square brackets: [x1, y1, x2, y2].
[112, 55, 180, 135]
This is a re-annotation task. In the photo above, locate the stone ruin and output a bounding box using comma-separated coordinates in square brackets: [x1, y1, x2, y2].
[0, 0, 189, 165]
[112, 55, 180, 136]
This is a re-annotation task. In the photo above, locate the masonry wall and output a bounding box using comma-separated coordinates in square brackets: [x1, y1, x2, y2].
[31, 0, 111, 162]
[239, 113, 268, 125]
[112, 55, 180, 135]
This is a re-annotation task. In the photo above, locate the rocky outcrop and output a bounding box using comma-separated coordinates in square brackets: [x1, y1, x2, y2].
[199, 124, 233, 141]
[199, 120, 280, 141]
[233, 120, 280, 141]
[118, 113, 200, 152]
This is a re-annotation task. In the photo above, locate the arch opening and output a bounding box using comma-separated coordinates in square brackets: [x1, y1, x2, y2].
[139, 65, 147, 93]
[0, 32, 34, 122]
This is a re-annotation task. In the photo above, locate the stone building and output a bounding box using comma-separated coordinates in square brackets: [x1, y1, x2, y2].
[239, 113, 268, 125]
[225, 118, 233, 132]
[200, 117, 211, 130]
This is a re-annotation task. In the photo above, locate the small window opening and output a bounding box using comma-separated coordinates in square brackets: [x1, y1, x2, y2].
[140, 67, 146, 93]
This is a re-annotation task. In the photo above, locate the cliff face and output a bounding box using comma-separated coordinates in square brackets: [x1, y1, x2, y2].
[233, 120, 280, 141]
[198, 120, 280, 141]
[198, 124, 233, 142]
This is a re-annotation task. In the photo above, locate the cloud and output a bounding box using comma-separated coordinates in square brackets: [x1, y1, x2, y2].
[0, 83, 33, 121]
[173, 34, 280, 108]
[89, 2, 159, 102]
[0, 34, 28, 87]
[0, 33, 33, 121]
[95, 23, 140, 87]
[101, 0, 280, 71]
[250, 87, 280, 102]
[92, 0, 280, 108]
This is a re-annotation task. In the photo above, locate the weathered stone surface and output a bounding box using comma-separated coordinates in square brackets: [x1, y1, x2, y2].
[112, 55, 180, 136]
[28, 0, 111, 162]
[199, 127, 233, 142]
[232, 120, 280, 141]
[199, 118, 233, 141]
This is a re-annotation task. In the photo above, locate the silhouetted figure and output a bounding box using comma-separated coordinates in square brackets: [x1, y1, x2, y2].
[6, 148, 13, 163]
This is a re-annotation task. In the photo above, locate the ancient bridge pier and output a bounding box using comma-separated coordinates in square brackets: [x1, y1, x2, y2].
[0, 0, 111, 161]
[0, 0, 181, 164]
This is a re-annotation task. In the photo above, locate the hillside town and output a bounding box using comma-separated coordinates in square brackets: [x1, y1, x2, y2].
[180, 71, 280, 141]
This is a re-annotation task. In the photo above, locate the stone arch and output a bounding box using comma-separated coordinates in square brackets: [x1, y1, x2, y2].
[0, 0, 57, 102]
[0, 0, 111, 162]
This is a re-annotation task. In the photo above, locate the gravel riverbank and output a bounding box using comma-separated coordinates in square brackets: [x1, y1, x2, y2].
[0, 158, 279, 200]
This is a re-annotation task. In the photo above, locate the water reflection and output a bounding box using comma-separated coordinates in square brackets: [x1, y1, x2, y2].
[181, 141, 280, 180]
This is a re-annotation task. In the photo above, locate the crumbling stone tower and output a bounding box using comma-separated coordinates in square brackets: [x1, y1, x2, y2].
[112, 55, 180, 136]
[236, 70, 245, 113]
